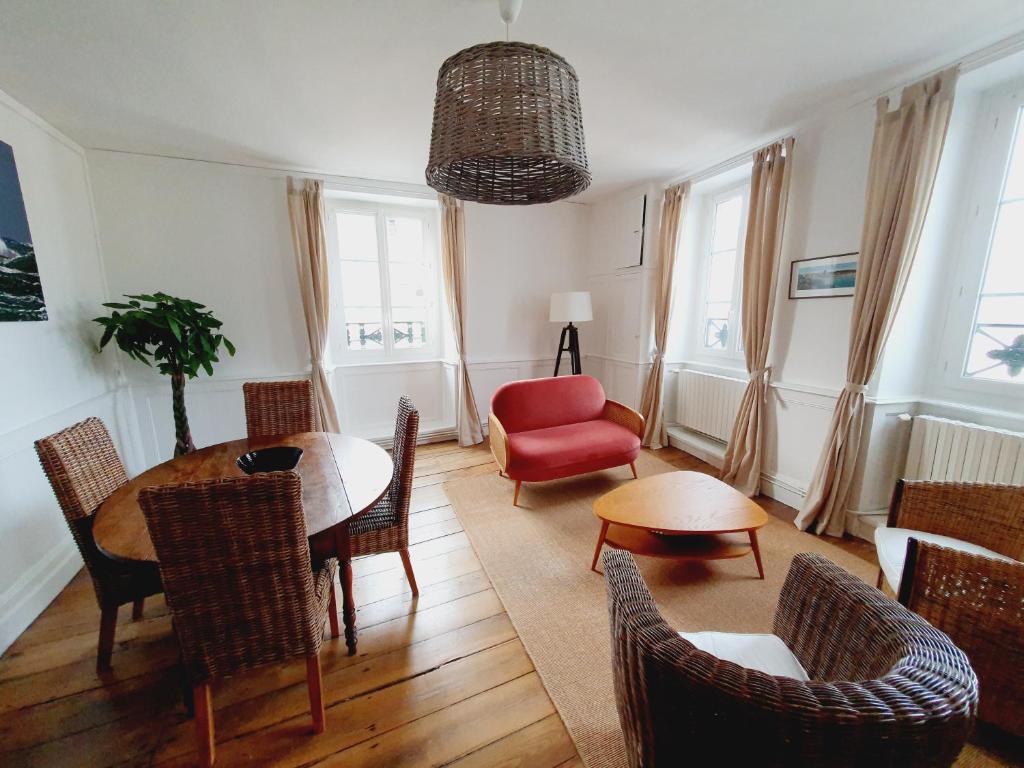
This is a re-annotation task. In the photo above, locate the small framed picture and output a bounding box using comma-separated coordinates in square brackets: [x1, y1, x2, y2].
[789, 252, 859, 299]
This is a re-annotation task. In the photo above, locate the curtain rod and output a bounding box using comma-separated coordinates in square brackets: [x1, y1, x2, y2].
[661, 30, 1024, 191]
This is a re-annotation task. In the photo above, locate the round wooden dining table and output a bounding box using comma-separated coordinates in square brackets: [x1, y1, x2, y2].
[93, 432, 393, 655]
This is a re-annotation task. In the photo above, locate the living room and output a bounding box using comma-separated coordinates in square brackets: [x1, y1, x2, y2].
[1, 1, 1022, 766]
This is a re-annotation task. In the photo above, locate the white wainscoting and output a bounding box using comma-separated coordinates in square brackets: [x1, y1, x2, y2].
[467, 357, 557, 428]
[0, 388, 141, 653]
[333, 361, 454, 443]
[585, 356, 649, 411]
[124, 362, 459, 464]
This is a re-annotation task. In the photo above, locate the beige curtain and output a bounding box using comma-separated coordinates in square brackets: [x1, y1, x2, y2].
[439, 194, 484, 446]
[721, 139, 795, 496]
[796, 68, 958, 535]
[287, 177, 341, 433]
[638, 183, 689, 448]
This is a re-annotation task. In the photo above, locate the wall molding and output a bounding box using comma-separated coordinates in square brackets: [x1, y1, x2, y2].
[665, 426, 809, 511]
[0, 538, 81, 654]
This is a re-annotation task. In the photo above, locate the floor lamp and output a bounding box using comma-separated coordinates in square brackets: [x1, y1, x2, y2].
[550, 291, 592, 376]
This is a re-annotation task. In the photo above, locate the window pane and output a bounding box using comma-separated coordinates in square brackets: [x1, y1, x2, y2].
[711, 195, 743, 252]
[982, 199, 1024, 294]
[707, 249, 736, 303]
[336, 212, 378, 261]
[339, 261, 383, 350]
[703, 302, 731, 349]
[392, 307, 428, 348]
[386, 217, 430, 349]
[963, 315, 1024, 381]
[386, 216, 425, 263]
[1002, 107, 1024, 200]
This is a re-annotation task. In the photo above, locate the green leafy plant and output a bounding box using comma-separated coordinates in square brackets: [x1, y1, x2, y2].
[94, 293, 236, 456]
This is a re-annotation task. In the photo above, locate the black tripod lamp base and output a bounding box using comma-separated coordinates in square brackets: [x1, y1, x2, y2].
[554, 323, 582, 376]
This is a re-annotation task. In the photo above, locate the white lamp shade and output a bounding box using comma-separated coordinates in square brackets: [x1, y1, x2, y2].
[549, 291, 593, 323]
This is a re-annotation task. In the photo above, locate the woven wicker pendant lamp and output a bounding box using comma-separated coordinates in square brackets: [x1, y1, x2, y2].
[425, 0, 590, 205]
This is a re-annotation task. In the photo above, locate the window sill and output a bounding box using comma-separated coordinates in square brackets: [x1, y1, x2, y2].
[327, 358, 448, 371]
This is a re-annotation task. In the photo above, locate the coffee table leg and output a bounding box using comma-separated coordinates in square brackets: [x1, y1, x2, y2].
[748, 529, 765, 580]
[591, 520, 609, 573]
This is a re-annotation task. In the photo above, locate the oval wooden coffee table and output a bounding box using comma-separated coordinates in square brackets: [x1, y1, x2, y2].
[591, 471, 769, 578]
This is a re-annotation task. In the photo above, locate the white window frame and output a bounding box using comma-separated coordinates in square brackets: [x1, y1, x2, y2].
[324, 197, 442, 364]
[694, 182, 749, 361]
[938, 78, 1024, 399]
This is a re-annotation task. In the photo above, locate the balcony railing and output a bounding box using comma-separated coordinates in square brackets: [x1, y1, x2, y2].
[967, 320, 1024, 379]
[346, 321, 427, 349]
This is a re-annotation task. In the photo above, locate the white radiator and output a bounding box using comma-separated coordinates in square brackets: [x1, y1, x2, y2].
[675, 369, 746, 443]
[904, 415, 1024, 485]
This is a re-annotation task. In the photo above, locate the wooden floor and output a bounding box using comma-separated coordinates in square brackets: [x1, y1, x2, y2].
[1, 440, 877, 767]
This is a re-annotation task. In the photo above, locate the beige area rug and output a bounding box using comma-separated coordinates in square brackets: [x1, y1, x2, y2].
[445, 451, 1009, 768]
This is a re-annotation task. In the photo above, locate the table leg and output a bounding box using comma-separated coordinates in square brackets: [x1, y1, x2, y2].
[591, 520, 609, 573]
[748, 529, 765, 580]
[341, 558, 357, 655]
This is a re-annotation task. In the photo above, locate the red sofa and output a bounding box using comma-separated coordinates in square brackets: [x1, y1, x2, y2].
[488, 375, 645, 505]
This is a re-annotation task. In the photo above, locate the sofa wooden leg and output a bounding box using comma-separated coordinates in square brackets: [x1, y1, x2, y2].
[513, 480, 522, 506]
[629, 461, 638, 479]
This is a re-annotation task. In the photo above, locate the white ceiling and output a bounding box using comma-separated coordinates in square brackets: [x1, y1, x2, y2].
[1, 0, 1023, 200]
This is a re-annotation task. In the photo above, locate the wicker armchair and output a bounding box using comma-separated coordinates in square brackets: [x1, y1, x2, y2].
[242, 379, 317, 438]
[139, 472, 338, 767]
[899, 539, 1023, 737]
[603, 549, 977, 767]
[348, 396, 420, 595]
[875, 479, 1024, 590]
[35, 417, 163, 672]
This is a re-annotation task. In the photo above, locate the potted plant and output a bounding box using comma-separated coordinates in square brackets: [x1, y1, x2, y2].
[94, 293, 236, 456]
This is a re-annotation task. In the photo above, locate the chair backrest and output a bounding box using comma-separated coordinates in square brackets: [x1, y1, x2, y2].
[490, 375, 606, 433]
[889, 479, 1024, 560]
[603, 549, 977, 767]
[139, 472, 323, 682]
[387, 395, 419, 524]
[35, 417, 129, 601]
[243, 379, 317, 438]
[35, 416, 129, 523]
[900, 539, 1023, 736]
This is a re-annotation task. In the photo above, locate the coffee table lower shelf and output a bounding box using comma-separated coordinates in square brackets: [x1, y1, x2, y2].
[592, 523, 764, 579]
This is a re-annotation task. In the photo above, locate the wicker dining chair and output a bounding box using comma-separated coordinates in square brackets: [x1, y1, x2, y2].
[603, 549, 978, 767]
[347, 396, 420, 595]
[243, 379, 317, 438]
[875, 479, 1024, 590]
[899, 538, 1023, 737]
[35, 417, 163, 672]
[139, 472, 338, 767]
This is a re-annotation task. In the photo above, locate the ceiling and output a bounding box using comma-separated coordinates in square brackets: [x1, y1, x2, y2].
[1, 0, 1023, 201]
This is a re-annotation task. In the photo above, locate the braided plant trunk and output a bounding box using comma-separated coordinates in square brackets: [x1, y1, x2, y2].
[170, 371, 195, 456]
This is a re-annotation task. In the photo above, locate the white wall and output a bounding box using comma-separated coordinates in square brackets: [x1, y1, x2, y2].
[463, 200, 591, 418]
[0, 90, 126, 652]
[86, 151, 593, 453]
[583, 183, 661, 409]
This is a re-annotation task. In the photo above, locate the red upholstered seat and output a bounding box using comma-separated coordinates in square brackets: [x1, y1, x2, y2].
[506, 420, 641, 481]
[489, 376, 644, 493]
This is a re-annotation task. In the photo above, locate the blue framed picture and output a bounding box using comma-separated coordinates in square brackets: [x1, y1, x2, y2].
[1, 139, 47, 321]
[789, 252, 858, 299]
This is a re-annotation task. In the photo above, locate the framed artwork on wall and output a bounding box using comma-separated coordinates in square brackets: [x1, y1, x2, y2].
[0, 139, 47, 321]
[789, 252, 858, 299]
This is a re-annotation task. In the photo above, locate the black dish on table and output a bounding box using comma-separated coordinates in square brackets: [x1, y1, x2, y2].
[236, 447, 303, 474]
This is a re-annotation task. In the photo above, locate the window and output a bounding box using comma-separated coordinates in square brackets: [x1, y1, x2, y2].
[699, 186, 748, 355]
[325, 197, 441, 361]
[962, 104, 1024, 383]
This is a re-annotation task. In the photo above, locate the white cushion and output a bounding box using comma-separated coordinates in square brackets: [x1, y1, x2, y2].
[678, 631, 809, 681]
[874, 527, 1017, 591]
